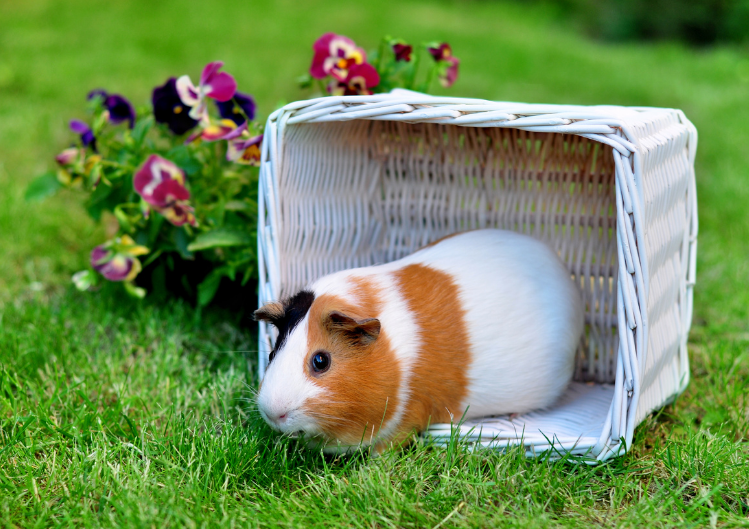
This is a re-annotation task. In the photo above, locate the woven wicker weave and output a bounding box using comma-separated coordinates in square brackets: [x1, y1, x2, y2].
[256, 91, 698, 461]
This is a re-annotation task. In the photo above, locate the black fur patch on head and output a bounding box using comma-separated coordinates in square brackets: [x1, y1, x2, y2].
[259, 290, 315, 364]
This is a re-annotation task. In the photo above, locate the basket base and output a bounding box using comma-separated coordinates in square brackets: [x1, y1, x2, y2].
[424, 383, 619, 462]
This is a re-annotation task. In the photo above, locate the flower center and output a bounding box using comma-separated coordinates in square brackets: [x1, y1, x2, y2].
[173, 105, 183, 114]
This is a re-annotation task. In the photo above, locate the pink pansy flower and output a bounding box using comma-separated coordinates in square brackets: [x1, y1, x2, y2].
[428, 43, 460, 88]
[310, 33, 367, 82]
[90, 235, 149, 282]
[328, 63, 380, 96]
[133, 154, 198, 227]
[176, 61, 237, 123]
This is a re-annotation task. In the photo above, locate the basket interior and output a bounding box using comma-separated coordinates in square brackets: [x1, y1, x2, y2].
[278, 120, 619, 384]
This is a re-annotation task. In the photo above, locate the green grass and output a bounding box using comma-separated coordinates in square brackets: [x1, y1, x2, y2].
[1, 0, 748, 526]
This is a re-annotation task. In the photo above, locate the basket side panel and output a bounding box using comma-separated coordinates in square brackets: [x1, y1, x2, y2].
[633, 117, 695, 423]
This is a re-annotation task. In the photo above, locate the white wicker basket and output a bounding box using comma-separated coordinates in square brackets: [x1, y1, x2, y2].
[255, 91, 698, 462]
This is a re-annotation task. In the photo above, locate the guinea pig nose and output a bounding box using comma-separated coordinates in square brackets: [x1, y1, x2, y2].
[277, 413, 288, 422]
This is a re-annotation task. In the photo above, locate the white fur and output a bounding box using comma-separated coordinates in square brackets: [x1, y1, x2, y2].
[400, 230, 584, 418]
[257, 229, 583, 444]
[257, 319, 325, 435]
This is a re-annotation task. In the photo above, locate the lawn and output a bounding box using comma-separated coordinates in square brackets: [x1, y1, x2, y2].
[1, 0, 748, 526]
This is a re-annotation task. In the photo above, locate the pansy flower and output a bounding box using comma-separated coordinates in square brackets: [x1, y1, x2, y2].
[133, 154, 198, 227]
[427, 43, 460, 88]
[176, 61, 237, 123]
[90, 235, 148, 282]
[185, 119, 239, 144]
[70, 119, 97, 151]
[310, 33, 367, 82]
[152, 78, 199, 135]
[215, 91, 256, 126]
[328, 63, 380, 96]
[392, 43, 413, 62]
[87, 90, 136, 128]
[227, 133, 263, 166]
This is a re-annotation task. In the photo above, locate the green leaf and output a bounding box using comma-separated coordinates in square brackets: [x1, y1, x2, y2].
[187, 228, 253, 252]
[131, 117, 153, 147]
[167, 145, 202, 176]
[25, 172, 62, 202]
[197, 270, 223, 307]
[174, 228, 194, 259]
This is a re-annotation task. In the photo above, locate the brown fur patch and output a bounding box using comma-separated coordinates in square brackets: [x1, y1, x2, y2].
[392, 264, 471, 442]
[302, 278, 401, 445]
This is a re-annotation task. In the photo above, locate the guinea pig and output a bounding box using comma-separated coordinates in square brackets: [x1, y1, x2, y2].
[255, 229, 584, 452]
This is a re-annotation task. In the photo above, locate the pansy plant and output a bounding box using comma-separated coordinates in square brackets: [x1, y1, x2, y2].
[31, 60, 262, 304]
[34, 40, 461, 305]
[301, 33, 460, 96]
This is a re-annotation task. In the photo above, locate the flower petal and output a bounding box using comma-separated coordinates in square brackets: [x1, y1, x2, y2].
[200, 61, 224, 86]
[150, 178, 190, 206]
[175, 75, 200, 107]
[215, 91, 256, 125]
[203, 71, 237, 102]
[69, 119, 90, 134]
[87, 89, 108, 101]
[133, 154, 187, 208]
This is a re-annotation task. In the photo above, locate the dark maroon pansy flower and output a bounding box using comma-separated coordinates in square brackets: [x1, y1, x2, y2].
[152, 77, 199, 135]
[427, 43, 460, 88]
[428, 43, 452, 61]
[328, 63, 380, 96]
[392, 43, 413, 62]
[215, 91, 256, 126]
[70, 119, 97, 152]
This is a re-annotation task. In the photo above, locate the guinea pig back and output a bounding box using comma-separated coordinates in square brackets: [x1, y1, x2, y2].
[255, 229, 584, 452]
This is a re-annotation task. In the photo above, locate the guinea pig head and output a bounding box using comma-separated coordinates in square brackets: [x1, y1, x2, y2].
[255, 292, 401, 446]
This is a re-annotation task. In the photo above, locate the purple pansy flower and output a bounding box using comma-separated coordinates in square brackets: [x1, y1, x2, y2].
[227, 133, 263, 166]
[176, 61, 237, 123]
[70, 119, 97, 151]
[185, 119, 243, 144]
[392, 43, 413, 62]
[310, 33, 367, 81]
[133, 154, 197, 227]
[428, 43, 460, 88]
[87, 89, 136, 128]
[215, 91, 256, 126]
[90, 235, 148, 282]
[328, 63, 380, 96]
[152, 77, 199, 135]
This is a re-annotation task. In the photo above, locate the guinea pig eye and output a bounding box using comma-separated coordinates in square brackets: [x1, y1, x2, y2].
[311, 351, 331, 374]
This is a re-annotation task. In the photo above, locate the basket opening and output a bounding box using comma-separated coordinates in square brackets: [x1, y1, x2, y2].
[278, 120, 619, 384]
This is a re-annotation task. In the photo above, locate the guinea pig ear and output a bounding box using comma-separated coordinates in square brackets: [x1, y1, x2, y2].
[325, 311, 381, 347]
[253, 302, 285, 326]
